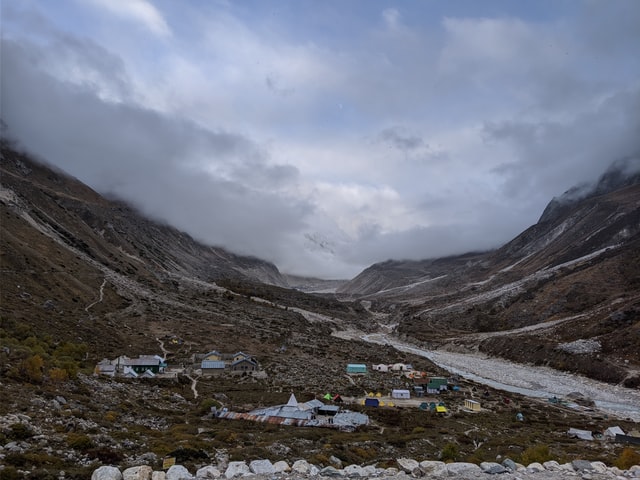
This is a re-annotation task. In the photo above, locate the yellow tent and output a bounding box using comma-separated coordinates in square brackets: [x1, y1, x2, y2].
[387, 401, 395, 407]
[379, 401, 386, 407]
[368, 392, 374, 397]
[436, 405, 448, 413]
[360, 399, 365, 405]
[375, 392, 382, 397]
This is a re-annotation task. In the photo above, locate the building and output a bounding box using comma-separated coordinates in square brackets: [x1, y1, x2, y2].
[95, 355, 166, 377]
[346, 364, 368, 374]
[464, 399, 481, 412]
[391, 389, 411, 399]
[199, 350, 260, 376]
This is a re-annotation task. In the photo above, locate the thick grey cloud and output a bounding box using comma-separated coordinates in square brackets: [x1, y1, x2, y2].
[1, 36, 311, 263]
[2, 1, 639, 279]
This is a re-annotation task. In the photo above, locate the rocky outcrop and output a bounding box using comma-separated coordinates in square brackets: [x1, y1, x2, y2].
[89, 457, 640, 480]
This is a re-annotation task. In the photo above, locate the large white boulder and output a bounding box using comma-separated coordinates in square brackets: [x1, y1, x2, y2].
[445, 462, 482, 476]
[419, 460, 446, 476]
[166, 465, 194, 480]
[292, 459, 312, 474]
[92, 466, 123, 480]
[343, 464, 364, 476]
[196, 466, 221, 479]
[397, 458, 420, 473]
[249, 459, 275, 475]
[273, 461, 290, 473]
[123, 466, 153, 480]
[224, 461, 250, 479]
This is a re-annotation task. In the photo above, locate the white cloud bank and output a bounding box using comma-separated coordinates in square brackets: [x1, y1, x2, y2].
[2, 1, 639, 279]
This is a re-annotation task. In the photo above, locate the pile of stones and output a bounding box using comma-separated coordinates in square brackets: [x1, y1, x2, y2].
[91, 457, 640, 480]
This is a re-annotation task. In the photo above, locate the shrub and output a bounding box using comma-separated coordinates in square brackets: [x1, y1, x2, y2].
[167, 447, 209, 463]
[48, 367, 68, 383]
[86, 447, 123, 464]
[441, 443, 458, 462]
[21, 354, 44, 383]
[9, 423, 33, 440]
[519, 444, 552, 465]
[614, 447, 640, 470]
[67, 433, 94, 451]
[0, 466, 20, 480]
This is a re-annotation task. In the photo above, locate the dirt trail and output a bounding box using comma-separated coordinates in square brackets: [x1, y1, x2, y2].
[186, 374, 199, 399]
[85, 278, 107, 312]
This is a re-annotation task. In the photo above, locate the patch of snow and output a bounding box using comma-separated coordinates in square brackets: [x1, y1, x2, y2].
[557, 339, 601, 355]
[376, 275, 448, 295]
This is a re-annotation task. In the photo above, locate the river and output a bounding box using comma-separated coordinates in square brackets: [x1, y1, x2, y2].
[335, 330, 640, 422]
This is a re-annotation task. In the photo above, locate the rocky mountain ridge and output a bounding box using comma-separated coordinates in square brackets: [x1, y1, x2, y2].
[337, 158, 640, 385]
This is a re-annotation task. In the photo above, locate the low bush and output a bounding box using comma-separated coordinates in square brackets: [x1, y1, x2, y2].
[519, 444, 552, 465]
[614, 447, 640, 470]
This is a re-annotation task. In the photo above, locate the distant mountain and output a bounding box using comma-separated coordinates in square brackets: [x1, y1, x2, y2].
[0, 141, 369, 364]
[338, 157, 640, 386]
[0, 142, 288, 288]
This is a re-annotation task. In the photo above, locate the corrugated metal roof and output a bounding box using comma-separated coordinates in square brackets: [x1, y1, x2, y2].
[201, 361, 226, 369]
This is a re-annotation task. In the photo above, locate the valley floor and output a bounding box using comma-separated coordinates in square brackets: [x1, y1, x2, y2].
[333, 330, 640, 422]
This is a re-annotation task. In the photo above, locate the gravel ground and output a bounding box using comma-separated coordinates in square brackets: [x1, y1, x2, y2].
[334, 330, 640, 422]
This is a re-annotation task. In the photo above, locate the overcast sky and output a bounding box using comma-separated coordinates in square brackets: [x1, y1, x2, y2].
[2, 1, 639, 279]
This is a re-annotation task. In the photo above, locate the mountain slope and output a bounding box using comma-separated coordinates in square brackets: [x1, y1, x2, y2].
[0, 142, 372, 364]
[338, 159, 640, 385]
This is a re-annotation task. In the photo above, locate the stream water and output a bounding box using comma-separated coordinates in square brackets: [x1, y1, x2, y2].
[356, 333, 640, 422]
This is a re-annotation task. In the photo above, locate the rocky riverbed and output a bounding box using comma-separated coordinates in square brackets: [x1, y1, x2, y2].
[90, 457, 640, 480]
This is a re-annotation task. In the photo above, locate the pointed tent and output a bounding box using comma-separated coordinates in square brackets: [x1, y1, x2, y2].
[286, 393, 298, 407]
[323, 393, 332, 401]
[333, 394, 343, 403]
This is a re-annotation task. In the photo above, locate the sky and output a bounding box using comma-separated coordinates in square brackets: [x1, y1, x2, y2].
[2, 0, 639, 279]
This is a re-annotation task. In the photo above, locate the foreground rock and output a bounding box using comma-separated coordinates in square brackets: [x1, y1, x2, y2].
[90, 457, 640, 480]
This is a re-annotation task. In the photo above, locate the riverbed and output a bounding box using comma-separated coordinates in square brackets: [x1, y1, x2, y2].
[335, 330, 640, 422]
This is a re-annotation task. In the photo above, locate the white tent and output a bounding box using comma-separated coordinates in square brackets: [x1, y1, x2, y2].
[604, 426, 625, 439]
[391, 389, 410, 399]
[286, 393, 298, 407]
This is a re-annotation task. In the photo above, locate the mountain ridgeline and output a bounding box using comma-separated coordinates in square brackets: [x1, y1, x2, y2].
[1, 140, 639, 386]
[337, 157, 640, 386]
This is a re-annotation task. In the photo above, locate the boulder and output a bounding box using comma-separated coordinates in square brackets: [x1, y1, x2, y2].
[92, 466, 123, 480]
[480, 462, 507, 474]
[273, 461, 290, 473]
[123, 466, 153, 480]
[418, 461, 447, 477]
[319, 466, 344, 477]
[249, 459, 275, 475]
[543, 461, 561, 471]
[195, 466, 221, 479]
[397, 458, 420, 473]
[292, 459, 313, 474]
[501, 459, 517, 472]
[572, 460, 594, 472]
[166, 465, 194, 480]
[224, 462, 250, 479]
[343, 464, 364, 477]
[361, 465, 378, 477]
[526, 462, 544, 473]
[445, 463, 482, 476]
[591, 461, 608, 473]
[151, 473, 166, 480]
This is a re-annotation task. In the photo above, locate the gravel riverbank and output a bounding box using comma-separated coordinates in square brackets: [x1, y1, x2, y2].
[333, 331, 640, 422]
